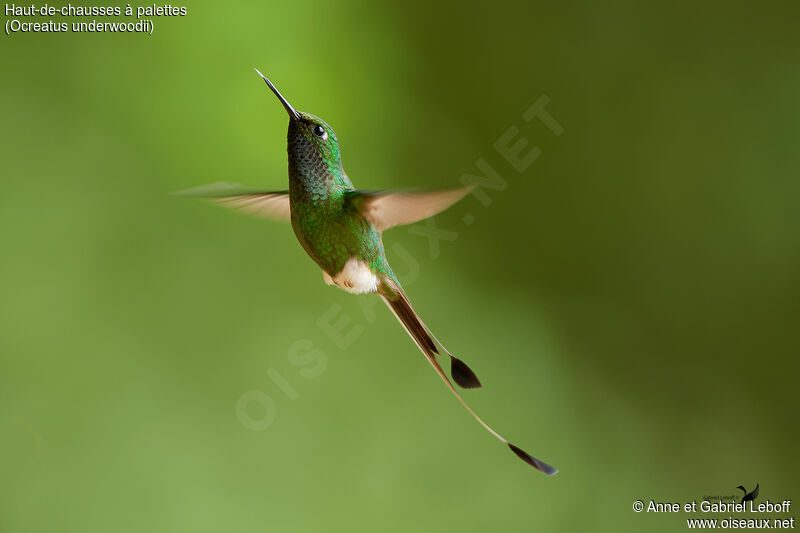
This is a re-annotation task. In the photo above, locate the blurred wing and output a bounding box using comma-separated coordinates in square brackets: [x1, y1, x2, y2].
[750, 484, 759, 500]
[347, 187, 472, 231]
[174, 182, 290, 222]
[210, 192, 290, 221]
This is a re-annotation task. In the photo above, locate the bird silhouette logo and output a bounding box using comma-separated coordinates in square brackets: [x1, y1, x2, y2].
[736, 483, 759, 503]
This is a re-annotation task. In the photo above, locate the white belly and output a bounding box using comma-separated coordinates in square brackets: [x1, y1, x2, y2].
[322, 257, 378, 294]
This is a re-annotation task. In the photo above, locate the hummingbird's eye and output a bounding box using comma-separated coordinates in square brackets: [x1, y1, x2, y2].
[312, 124, 327, 140]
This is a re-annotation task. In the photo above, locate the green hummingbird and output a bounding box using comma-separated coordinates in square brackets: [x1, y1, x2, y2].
[184, 69, 556, 475]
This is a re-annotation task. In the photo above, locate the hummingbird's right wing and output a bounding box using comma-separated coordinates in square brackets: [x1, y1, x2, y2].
[346, 186, 473, 231]
[173, 182, 290, 222]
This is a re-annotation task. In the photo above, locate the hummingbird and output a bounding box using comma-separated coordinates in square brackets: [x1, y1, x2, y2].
[737, 484, 759, 504]
[182, 69, 557, 475]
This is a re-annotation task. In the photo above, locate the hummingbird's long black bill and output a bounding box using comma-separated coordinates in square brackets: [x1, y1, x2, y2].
[254, 68, 301, 121]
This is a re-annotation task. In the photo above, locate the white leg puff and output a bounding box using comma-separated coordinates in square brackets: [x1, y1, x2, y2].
[323, 257, 378, 294]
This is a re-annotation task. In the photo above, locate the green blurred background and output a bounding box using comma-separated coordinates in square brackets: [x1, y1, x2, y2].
[1, 1, 798, 531]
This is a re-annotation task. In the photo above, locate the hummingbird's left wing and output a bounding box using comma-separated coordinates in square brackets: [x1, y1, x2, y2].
[346, 187, 472, 232]
[174, 182, 291, 221]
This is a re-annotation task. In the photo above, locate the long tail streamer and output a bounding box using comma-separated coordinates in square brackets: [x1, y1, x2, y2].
[379, 291, 557, 475]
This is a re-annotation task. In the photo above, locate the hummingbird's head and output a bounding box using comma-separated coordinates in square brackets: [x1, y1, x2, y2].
[254, 69, 342, 177]
[286, 112, 341, 174]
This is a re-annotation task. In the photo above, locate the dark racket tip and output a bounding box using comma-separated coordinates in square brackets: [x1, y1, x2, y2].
[450, 356, 482, 389]
[508, 443, 558, 476]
